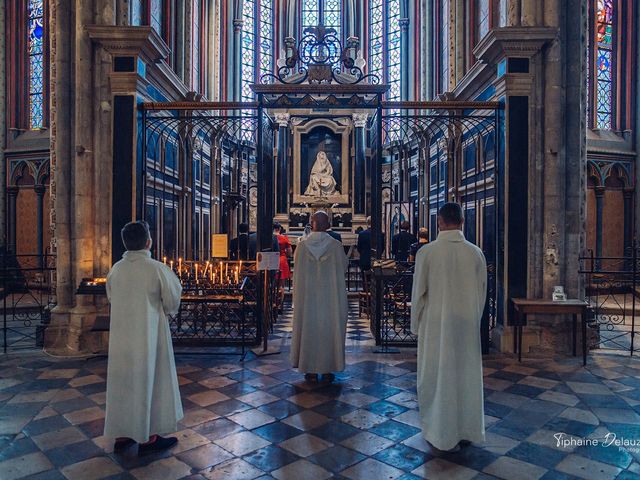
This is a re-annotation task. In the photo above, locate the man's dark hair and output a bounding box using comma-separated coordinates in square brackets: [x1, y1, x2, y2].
[273, 222, 282, 233]
[438, 202, 464, 226]
[418, 227, 429, 240]
[121, 221, 150, 251]
[400, 221, 410, 231]
[238, 223, 249, 234]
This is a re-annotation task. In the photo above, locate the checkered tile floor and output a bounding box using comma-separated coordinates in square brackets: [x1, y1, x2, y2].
[1, 302, 640, 479]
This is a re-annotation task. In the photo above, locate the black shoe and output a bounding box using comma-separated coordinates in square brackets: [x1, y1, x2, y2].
[138, 436, 178, 456]
[113, 438, 136, 453]
[323, 373, 335, 383]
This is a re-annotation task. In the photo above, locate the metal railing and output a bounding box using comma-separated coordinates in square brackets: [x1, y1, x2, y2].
[580, 249, 639, 354]
[0, 253, 56, 352]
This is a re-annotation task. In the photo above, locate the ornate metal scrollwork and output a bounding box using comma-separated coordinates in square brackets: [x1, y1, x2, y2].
[261, 25, 380, 86]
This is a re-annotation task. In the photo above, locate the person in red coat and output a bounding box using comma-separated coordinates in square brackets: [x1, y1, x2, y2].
[274, 223, 292, 311]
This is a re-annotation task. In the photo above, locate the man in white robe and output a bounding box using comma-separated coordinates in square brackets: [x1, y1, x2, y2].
[410, 202, 487, 452]
[104, 221, 183, 455]
[290, 211, 348, 382]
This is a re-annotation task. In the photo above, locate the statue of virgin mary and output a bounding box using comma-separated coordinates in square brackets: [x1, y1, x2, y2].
[304, 151, 338, 197]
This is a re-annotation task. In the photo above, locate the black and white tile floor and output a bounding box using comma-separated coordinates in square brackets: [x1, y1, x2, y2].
[1, 301, 639, 479]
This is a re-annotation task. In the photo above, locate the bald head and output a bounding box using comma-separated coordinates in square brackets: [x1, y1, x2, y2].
[311, 211, 330, 232]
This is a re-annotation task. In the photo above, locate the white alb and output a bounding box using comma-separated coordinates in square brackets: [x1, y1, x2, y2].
[104, 250, 183, 442]
[411, 229, 487, 451]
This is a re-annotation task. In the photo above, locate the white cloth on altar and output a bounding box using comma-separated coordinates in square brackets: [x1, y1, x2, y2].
[104, 249, 183, 443]
[290, 232, 348, 373]
[410, 229, 487, 450]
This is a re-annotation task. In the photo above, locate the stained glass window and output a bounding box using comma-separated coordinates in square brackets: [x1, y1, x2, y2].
[240, 0, 273, 100]
[28, 0, 45, 129]
[440, 0, 450, 92]
[302, 0, 342, 38]
[150, 0, 163, 36]
[475, 0, 490, 42]
[241, 0, 255, 102]
[595, 0, 613, 129]
[131, 0, 144, 26]
[192, 0, 201, 91]
[368, 0, 402, 101]
[241, 0, 274, 138]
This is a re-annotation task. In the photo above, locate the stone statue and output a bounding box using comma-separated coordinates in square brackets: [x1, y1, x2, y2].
[304, 151, 338, 197]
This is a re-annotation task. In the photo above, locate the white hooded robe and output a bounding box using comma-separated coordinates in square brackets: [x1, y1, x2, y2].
[410, 230, 487, 450]
[104, 250, 184, 442]
[290, 232, 348, 374]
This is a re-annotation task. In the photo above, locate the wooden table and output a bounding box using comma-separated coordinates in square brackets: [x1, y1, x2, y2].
[511, 298, 589, 365]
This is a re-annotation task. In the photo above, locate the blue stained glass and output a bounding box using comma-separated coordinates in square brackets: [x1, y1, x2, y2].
[368, 0, 402, 98]
[240, 0, 273, 138]
[303, 0, 341, 38]
[594, 0, 614, 129]
[476, 0, 490, 42]
[150, 0, 163, 36]
[28, 0, 43, 18]
[302, 0, 319, 31]
[131, 0, 143, 26]
[28, 0, 44, 129]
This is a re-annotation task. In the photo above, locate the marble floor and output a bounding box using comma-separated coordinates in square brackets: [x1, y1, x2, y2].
[1, 302, 640, 479]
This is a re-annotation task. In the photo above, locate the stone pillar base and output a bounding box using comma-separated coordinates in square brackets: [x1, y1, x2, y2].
[44, 305, 109, 355]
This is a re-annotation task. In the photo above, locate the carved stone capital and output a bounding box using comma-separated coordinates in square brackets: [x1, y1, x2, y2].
[352, 113, 368, 128]
[274, 113, 290, 127]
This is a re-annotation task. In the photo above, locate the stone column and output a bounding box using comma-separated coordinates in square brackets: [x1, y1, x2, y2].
[594, 186, 604, 259]
[6, 187, 18, 254]
[623, 189, 634, 254]
[274, 113, 290, 218]
[48, 0, 74, 350]
[399, 17, 409, 100]
[65, 0, 97, 352]
[352, 113, 368, 217]
[422, 0, 434, 100]
[115, 0, 128, 25]
[0, 4, 6, 249]
[520, 0, 539, 26]
[233, 18, 243, 101]
[507, 0, 521, 26]
[454, 0, 465, 82]
[35, 185, 45, 261]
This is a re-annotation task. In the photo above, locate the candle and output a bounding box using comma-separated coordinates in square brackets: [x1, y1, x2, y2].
[169, 260, 174, 272]
[163, 256, 167, 265]
[235, 267, 239, 284]
[178, 258, 183, 275]
[195, 263, 199, 282]
[210, 269, 213, 282]
[219, 261, 223, 280]
[225, 263, 229, 278]
[239, 260, 242, 273]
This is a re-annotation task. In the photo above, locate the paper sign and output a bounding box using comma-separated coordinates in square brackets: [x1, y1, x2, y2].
[211, 234, 229, 258]
[257, 252, 280, 271]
